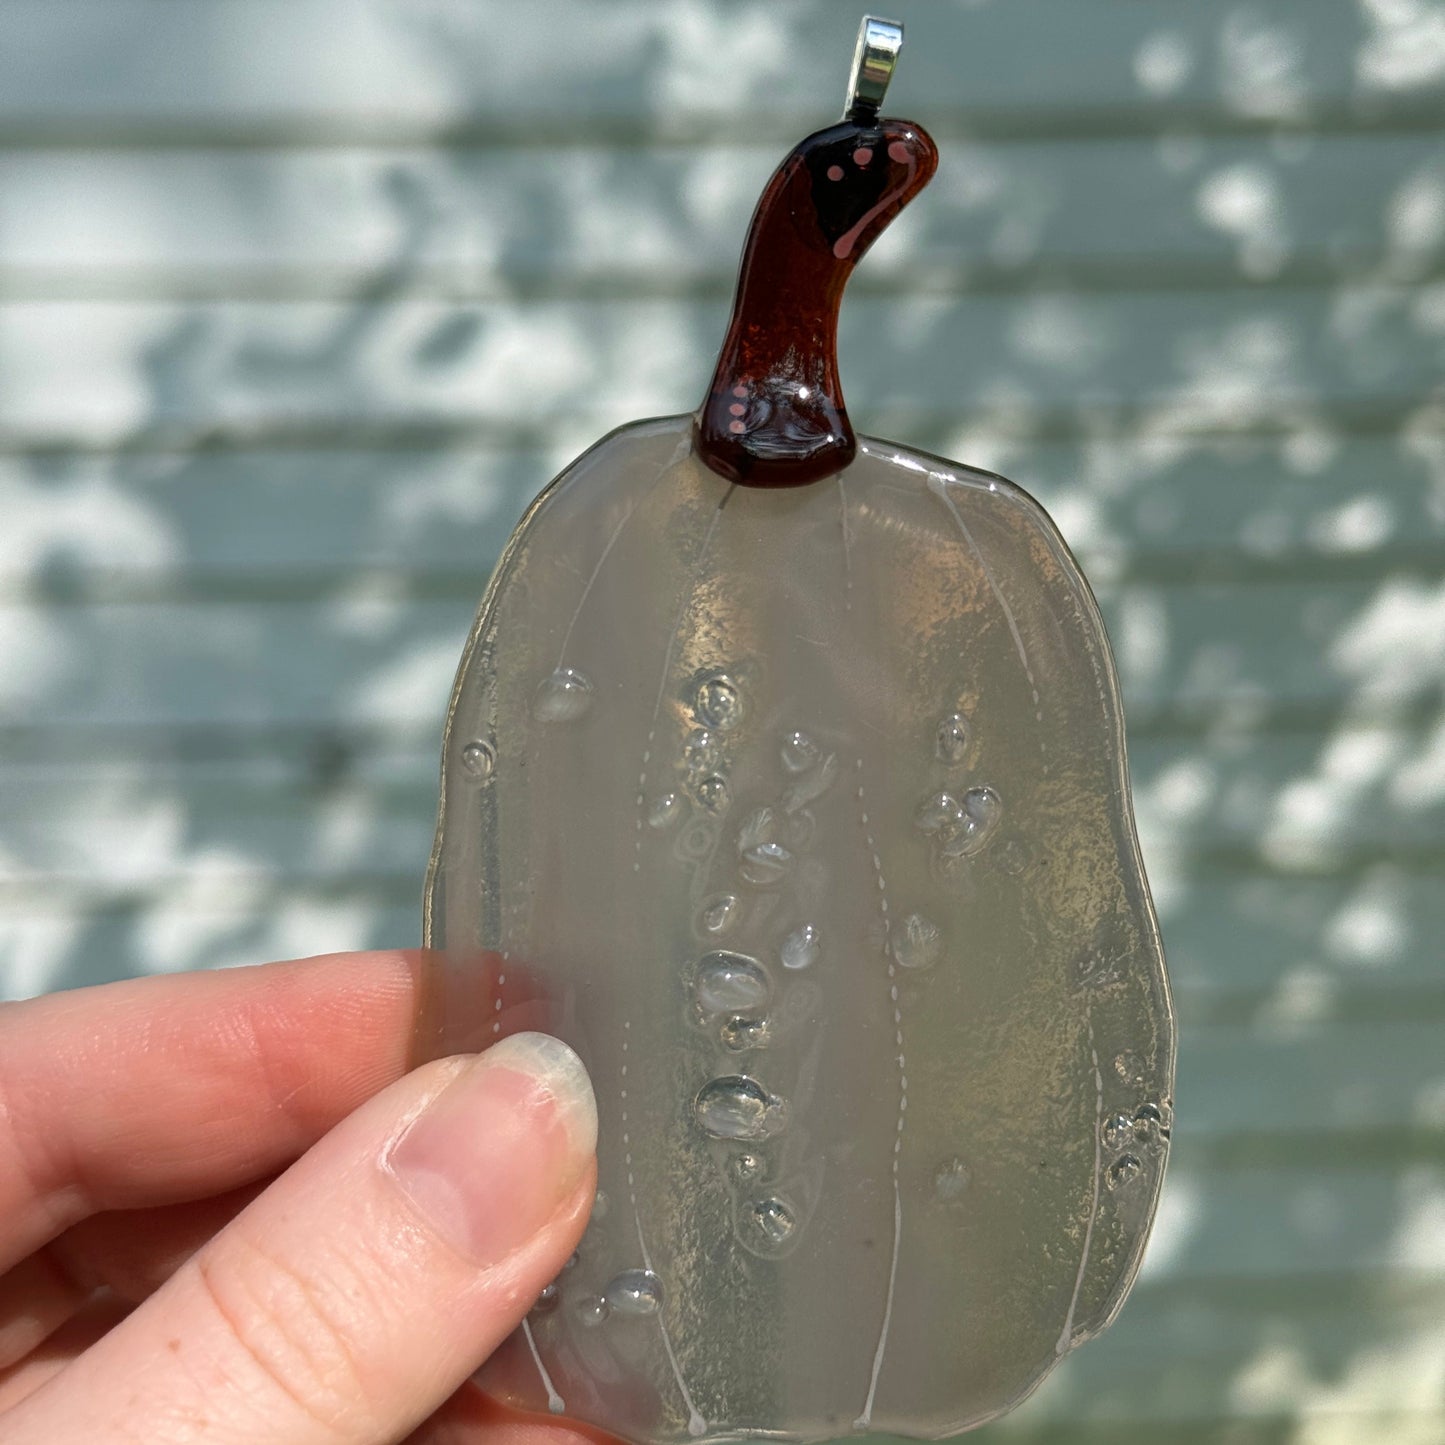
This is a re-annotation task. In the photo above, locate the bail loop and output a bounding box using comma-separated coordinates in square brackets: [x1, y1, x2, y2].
[845, 15, 903, 122]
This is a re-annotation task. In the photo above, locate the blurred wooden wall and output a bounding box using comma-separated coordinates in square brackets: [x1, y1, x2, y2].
[1, 2, 1443, 1439]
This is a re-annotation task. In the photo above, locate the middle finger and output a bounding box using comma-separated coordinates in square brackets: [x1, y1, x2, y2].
[0, 1178, 270, 1371]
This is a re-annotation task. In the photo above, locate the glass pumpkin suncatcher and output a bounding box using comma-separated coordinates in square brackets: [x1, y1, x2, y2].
[421, 17, 1174, 1444]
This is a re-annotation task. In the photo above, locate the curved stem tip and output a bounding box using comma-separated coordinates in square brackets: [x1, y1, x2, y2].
[694, 114, 937, 489]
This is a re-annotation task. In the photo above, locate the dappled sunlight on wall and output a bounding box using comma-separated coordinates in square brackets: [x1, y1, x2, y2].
[0, 1, 1441, 1440]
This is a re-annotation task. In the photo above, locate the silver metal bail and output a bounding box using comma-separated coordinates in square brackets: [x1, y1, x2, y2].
[845, 15, 904, 120]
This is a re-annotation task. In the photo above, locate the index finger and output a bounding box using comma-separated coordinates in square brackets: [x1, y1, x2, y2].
[0, 950, 428, 1273]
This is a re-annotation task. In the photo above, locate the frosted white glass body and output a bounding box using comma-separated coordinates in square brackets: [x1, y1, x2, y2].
[422, 415, 1175, 1443]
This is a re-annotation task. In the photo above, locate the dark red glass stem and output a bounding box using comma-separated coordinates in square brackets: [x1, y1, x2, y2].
[694, 117, 938, 489]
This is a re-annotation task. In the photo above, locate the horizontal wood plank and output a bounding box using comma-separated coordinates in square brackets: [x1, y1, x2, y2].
[0, 289, 1442, 449]
[999, 1271, 1445, 1427]
[1160, 869, 1445, 999]
[3, 433, 1443, 598]
[0, 856, 1440, 1143]
[11, 873, 1445, 1031]
[990, 1418, 1443, 1444]
[4, 729, 1444, 1022]
[0, 1, 1438, 146]
[1, 132, 1441, 297]
[4, 725, 1443, 877]
[0, 893, 422, 1000]
[8, 864, 1445, 1017]
[1, 576, 1435, 732]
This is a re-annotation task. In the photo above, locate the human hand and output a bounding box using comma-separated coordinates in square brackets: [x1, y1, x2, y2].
[0, 950, 599, 1444]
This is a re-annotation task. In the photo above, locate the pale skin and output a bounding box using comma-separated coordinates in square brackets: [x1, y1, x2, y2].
[0, 950, 605, 1445]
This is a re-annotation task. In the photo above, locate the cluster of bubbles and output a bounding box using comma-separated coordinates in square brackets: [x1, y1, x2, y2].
[509, 681, 1033, 1314]
[1101, 1099, 1172, 1191]
[678, 701, 848, 1262]
[461, 662, 601, 782]
[913, 712, 1004, 864]
[685, 671, 745, 819]
[914, 785, 1003, 859]
[530, 1241, 666, 1329]
[573, 1267, 666, 1327]
[641, 672, 752, 880]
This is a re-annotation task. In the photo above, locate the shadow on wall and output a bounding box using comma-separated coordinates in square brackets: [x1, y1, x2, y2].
[1, 0, 1443, 1438]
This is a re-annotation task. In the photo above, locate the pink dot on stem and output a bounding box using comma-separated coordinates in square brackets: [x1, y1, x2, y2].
[853, 147, 873, 166]
[729, 402, 745, 416]
[732, 384, 748, 398]
[888, 140, 910, 164]
[729, 420, 746, 434]
[827, 164, 844, 182]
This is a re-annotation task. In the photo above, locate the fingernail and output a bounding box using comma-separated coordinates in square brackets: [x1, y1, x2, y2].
[384, 1032, 597, 1267]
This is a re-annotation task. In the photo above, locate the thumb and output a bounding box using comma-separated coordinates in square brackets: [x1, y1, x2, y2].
[6, 1032, 597, 1445]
